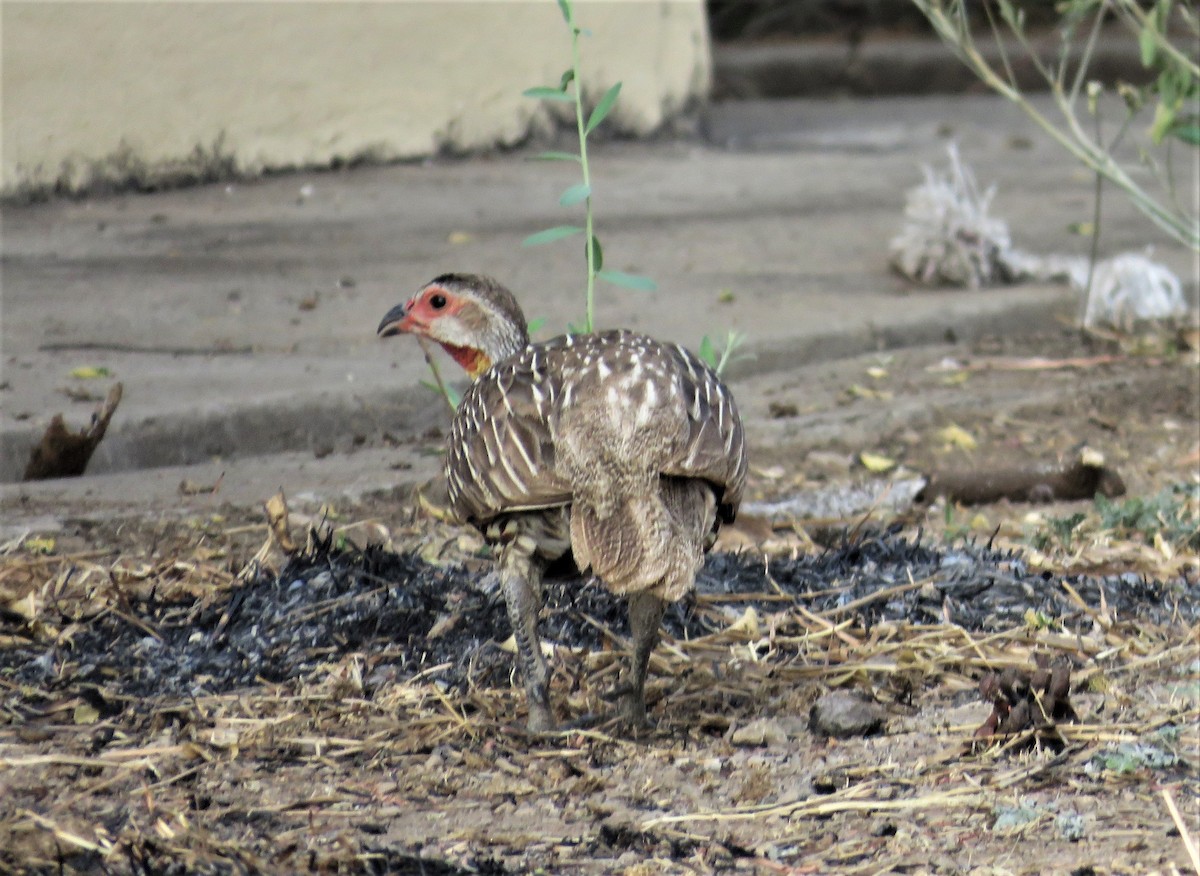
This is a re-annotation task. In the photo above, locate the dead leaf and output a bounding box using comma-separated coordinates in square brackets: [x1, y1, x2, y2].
[846, 383, 892, 400]
[69, 366, 111, 379]
[938, 424, 978, 451]
[73, 703, 100, 725]
[23, 536, 56, 554]
[725, 607, 760, 637]
[5, 592, 40, 620]
[265, 492, 297, 553]
[860, 452, 897, 473]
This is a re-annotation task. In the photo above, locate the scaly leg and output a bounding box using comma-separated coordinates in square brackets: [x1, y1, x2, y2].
[614, 590, 667, 727]
[499, 533, 554, 732]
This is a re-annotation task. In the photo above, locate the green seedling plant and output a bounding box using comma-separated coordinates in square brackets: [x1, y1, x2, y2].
[521, 0, 656, 334]
[1029, 482, 1200, 555]
[697, 329, 750, 378]
[422, 0, 746, 408]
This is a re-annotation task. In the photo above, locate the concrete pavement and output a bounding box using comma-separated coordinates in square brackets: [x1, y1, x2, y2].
[2, 94, 1195, 523]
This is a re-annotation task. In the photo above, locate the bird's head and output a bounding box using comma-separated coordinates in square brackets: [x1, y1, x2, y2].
[377, 274, 530, 378]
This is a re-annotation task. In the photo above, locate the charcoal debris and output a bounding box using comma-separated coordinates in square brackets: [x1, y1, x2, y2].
[2, 527, 1194, 706]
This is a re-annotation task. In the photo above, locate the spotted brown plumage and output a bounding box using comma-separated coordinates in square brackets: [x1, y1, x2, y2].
[379, 274, 747, 732]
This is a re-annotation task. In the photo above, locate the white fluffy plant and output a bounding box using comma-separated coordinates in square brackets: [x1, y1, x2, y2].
[889, 143, 1015, 288]
[889, 144, 1188, 330]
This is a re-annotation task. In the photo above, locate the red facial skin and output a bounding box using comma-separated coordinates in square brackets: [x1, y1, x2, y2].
[387, 287, 492, 378]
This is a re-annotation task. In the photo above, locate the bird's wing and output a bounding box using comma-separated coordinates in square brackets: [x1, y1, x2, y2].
[446, 351, 573, 524]
[656, 341, 748, 518]
[548, 333, 747, 517]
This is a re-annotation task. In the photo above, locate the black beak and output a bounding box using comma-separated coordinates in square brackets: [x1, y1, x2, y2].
[377, 302, 409, 337]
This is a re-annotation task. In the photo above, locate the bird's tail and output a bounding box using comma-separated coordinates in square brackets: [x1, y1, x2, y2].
[570, 480, 713, 602]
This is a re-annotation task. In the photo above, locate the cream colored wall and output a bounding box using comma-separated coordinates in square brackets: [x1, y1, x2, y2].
[1, 1, 710, 196]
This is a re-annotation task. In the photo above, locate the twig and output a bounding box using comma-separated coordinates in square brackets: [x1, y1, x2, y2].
[18, 810, 105, 853]
[817, 576, 932, 619]
[1162, 787, 1200, 876]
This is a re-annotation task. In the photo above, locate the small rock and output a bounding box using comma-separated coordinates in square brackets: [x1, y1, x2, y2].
[809, 691, 886, 739]
[730, 717, 790, 747]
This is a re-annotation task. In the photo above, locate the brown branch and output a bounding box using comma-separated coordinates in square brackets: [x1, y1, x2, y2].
[23, 382, 123, 480]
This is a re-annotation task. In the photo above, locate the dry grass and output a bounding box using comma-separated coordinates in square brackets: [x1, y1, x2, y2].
[1, 501, 1197, 874]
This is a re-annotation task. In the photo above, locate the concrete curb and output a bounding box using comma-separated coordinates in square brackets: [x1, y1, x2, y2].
[1, 285, 1078, 484]
[713, 32, 1146, 100]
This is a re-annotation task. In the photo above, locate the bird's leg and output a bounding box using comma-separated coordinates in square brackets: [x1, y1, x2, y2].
[499, 533, 555, 733]
[611, 590, 666, 728]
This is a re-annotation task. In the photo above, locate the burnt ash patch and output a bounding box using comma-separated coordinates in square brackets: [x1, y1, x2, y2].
[2, 527, 1194, 706]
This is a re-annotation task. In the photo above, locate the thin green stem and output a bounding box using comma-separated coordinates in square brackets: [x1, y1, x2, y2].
[565, 9, 595, 334]
[417, 337, 457, 413]
[1115, 0, 1200, 79]
[1068, 1, 1109, 110]
[1081, 106, 1105, 326]
[914, 0, 1198, 251]
[714, 331, 745, 377]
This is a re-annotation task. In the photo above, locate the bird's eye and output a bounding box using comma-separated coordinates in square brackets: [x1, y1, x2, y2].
[429, 293, 447, 310]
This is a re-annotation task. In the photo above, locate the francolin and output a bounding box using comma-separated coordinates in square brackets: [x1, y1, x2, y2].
[378, 274, 747, 731]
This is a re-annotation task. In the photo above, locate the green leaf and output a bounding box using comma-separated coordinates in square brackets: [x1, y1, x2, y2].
[1150, 100, 1174, 144]
[522, 225, 583, 246]
[1139, 22, 1157, 67]
[527, 317, 547, 334]
[597, 269, 657, 291]
[586, 82, 622, 134]
[556, 0, 572, 25]
[588, 234, 603, 272]
[997, 0, 1024, 32]
[559, 183, 591, 206]
[558, 69, 575, 92]
[529, 150, 581, 163]
[1170, 121, 1200, 146]
[523, 86, 573, 103]
[1153, 0, 1171, 33]
[697, 335, 716, 368]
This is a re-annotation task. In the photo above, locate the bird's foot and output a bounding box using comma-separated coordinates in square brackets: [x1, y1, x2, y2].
[525, 702, 556, 734]
[601, 683, 653, 732]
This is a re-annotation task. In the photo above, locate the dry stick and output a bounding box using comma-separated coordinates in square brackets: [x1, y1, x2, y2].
[816, 575, 933, 620]
[1081, 638, 1200, 682]
[0, 548, 116, 564]
[1059, 578, 1109, 627]
[792, 602, 863, 648]
[1161, 787, 1200, 876]
[18, 810, 105, 853]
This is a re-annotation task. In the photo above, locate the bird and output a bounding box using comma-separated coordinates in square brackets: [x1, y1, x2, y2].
[378, 273, 747, 732]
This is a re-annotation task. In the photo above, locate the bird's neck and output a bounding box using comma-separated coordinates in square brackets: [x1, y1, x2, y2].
[441, 343, 493, 379]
